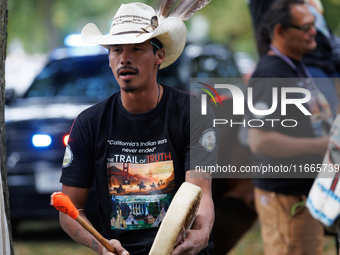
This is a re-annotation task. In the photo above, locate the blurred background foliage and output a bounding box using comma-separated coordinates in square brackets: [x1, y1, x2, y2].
[6, 0, 340, 57]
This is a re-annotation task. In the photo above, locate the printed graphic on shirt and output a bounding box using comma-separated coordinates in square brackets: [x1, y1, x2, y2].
[199, 128, 217, 152]
[107, 144, 175, 230]
[319, 114, 340, 180]
[107, 159, 175, 195]
[303, 79, 333, 137]
[62, 145, 73, 168]
[109, 193, 174, 230]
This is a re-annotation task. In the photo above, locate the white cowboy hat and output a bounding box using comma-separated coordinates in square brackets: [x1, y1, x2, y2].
[81, 2, 187, 69]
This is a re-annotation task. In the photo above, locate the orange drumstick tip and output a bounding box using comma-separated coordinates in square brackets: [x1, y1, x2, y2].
[50, 192, 79, 219]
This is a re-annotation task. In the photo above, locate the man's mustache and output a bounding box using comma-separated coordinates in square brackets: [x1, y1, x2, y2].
[116, 66, 139, 76]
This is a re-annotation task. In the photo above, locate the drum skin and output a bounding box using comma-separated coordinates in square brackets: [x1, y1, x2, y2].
[149, 182, 202, 255]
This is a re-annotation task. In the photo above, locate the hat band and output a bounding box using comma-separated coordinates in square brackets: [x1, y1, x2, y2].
[112, 30, 146, 36]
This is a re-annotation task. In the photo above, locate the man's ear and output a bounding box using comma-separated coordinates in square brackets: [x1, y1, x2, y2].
[273, 23, 286, 39]
[156, 49, 165, 65]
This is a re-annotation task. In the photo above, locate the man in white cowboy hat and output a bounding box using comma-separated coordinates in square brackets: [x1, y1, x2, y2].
[59, 2, 216, 255]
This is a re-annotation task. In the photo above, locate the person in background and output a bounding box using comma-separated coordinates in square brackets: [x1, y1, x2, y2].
[248, 0, 340, 117]
[246, 0, 333, 254]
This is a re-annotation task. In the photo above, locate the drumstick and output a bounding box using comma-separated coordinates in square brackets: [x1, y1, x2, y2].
[50, 192, 117, 254]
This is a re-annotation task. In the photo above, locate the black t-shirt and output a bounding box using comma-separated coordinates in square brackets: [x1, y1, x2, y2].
[247, 55, 333, 195]
[60, 84, 217, 254]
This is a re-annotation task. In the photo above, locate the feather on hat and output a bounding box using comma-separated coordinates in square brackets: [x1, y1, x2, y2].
[81, 0, 211, 69]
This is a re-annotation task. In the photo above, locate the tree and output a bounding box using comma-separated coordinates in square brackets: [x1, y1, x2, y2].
[7, 0, 155, 53]
[0, 0, 14, 254]
[5, 0, 340, 55]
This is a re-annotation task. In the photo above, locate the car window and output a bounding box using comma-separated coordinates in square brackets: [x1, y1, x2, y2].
[24, 55, 120, 103]
[187, 44, 240, 79]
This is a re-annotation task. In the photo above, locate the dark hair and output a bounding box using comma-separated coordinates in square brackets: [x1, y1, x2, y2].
[150, 38, 163, 54]
[258, 0, 305, 55]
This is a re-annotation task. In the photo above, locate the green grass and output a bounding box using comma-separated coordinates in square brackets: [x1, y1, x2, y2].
[228, 222, 337, 255]
[14, 241, 96, 255]
[13, 219, 97, 255]
[13, 220, 337, 255]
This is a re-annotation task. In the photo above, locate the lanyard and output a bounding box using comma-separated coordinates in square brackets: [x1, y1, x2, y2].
[269, 45, 334, 122]
[270, 45, 319, 98]
[270, 45, 312, 79]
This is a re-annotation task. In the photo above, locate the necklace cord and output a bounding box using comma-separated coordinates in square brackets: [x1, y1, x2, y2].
[157, 84, 160, 105]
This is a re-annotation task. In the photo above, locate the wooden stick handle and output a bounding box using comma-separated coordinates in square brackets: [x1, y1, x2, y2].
[76, 215, 116, 254]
